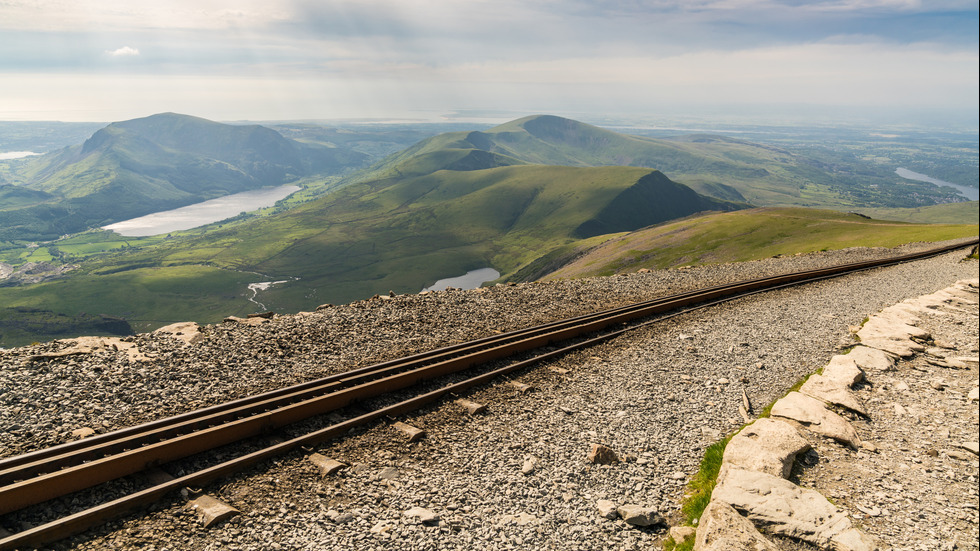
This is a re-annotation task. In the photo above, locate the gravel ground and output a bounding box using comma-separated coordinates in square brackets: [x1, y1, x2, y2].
[791, 280, 979, 551]
[0, 238, 976, 549]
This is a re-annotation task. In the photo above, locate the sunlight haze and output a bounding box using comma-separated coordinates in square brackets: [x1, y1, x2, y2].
[1, 0, 978, 123]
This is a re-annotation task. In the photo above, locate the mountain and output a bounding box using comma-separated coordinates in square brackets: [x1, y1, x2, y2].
[4, 114, 973, 347]
[0, 113, 368, 241]
[542, 207, 980, 279]
[851, 201, 979, 225]
[351, 115, 956, 209]
[104, 163, 745, 308]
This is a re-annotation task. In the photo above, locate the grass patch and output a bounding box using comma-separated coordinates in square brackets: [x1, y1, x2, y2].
[665, 367, 824, 549]
[663, 434, 733, 550]
[756, 369, 821, 419]
[544, 207, 978, 279]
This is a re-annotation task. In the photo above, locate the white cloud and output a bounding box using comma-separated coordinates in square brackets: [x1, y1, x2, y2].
[106, 46, 140, 57]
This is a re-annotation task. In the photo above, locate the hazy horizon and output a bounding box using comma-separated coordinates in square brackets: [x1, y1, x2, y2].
[2, 1, 977, 126]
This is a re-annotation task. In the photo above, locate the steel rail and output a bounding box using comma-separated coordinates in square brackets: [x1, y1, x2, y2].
[4, 238, 970, 483]
[0, 238, 975, 550]
[4, 237, 969, 480]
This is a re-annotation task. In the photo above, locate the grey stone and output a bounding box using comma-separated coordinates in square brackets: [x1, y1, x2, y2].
[713, 468, 877, 551]
[821, 355, 865, 386]
[694, 500, 778, 551]
[847, 345, 895, 371]
[596, 499, 618, 520]
[378, 466, 399, 480]
[722, 418, 811, 479]
[616, 504, 663, 527]
[403, 506, 440, 524]
[799, 374, 867, 415]
[856, 309, 930, 357]
[770, 392, 861, 448]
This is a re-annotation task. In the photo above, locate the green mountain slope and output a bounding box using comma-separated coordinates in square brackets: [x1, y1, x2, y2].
[852, 201, 979, 225]
[543, 207, 979, 279]
[112, 164, 742, 304]
[3, 114, 971, 347]
[346, 115, 950, 209]
[0, 113, 368, 241]
[0, 162, 744, 347]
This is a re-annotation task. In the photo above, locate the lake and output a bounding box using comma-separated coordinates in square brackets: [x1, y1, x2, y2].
[103, 185, 300, 237]
[896, 168, 979, 202]
[422, 268, 501, 292]
[0, 151, 39, 160]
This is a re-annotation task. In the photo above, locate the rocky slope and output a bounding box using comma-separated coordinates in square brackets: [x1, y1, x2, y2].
[0, 238, 976, 550]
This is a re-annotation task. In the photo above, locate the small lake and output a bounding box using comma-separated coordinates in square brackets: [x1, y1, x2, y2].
[422, 268, 501, 292]
[896, 168, 979, 202]
[103, 185, 300, 237]
[0, 151, 39, 160]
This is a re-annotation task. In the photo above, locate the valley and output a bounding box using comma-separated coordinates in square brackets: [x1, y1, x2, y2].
[0, 113, 977, 348]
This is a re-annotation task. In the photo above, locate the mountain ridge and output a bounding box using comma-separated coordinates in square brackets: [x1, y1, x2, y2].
[0, 113, 369, 241]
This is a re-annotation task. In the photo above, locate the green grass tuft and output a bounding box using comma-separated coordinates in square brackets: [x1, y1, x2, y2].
[668, 434, 732, 546]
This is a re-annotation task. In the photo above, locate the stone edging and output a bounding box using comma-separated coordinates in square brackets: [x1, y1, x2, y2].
[686, 278, 979, 551]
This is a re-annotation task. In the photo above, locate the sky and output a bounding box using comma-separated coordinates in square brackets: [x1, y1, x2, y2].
[0, 0, 977, 124]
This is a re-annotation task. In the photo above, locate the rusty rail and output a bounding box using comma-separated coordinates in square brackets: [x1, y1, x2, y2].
[0, 238, 975, 550]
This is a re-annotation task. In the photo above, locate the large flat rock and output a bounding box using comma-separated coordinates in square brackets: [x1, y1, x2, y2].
[712, 468, 877, 551]
[846, 346, 895, 372]
[770, 392, 861, 448]
[694, 500, 778, 551]
[857, 308, 929, 357]
[799, 374, 867, 415]
[821, 355, 864, 386]
[722, 418, 810, 479]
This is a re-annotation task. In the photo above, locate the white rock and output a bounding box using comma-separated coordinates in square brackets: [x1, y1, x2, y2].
[958, 442, 979, 456]
[403, 506, 440, 524]
[770, 392, 861, 448]
[153, 321, 205, 345]
[596, 499, 619, 520]
[799, 374, 867, 415]
[713, 468, 877, 551]
[694, 500, 778, 551]
[721, 418, 810, 480]
[847, 345, 895, 371]
[856, 311, 929, 357]
[821, 355, 865, 386]
[370, 522, 393, 535]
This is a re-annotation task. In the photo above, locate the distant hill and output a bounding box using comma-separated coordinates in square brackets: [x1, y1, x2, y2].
[0, 113, 368, 241]
[542, 207, 979, 279]
[2, 114, 973, 347]
[851, 201, 979, 225]
[100, 163, 745, 308]
[347, 115, 945, 209]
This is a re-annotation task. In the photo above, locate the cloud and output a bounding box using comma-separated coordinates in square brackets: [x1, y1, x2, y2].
[1, 0, 976, 121]
[106, 46, 140, 57]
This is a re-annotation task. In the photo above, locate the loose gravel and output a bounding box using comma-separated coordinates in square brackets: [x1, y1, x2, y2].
[791, 282, 979, 551]
[0, 237, 976, 550]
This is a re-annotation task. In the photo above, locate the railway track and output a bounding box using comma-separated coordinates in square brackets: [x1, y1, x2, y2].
[0, 239, 976, 550]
